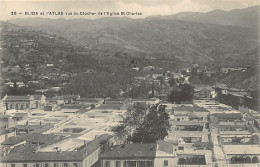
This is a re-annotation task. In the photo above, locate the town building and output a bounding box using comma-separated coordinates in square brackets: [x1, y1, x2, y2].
[12, 113, 28, 122]
[32, 95, 46, 109]
[223, 145, 259, 164]
[0, 114, 16, 129]
[171, 106, 209, 122]
[213, 113, 243, 122]
[194, 87, 216, 99]
[100, 140, 178, 167]
[3, 95, 35, 110]
[1, 134, 113, 167]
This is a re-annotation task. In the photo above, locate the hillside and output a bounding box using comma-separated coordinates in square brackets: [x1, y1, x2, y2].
[149, 6, 259, 29]
[190, 66, 259, 90]
[3, 6, 260, 90]
[7, 6, 259, 69]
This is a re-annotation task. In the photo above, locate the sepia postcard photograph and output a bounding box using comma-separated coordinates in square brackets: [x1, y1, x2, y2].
[0, 0, 259, 167]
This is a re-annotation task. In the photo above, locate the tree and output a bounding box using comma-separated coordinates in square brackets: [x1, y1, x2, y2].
[168, 78, 177, 87]
[112, 104, 171, 144]
[168, 83, 194, 103]
[111, 104, 147, 143]
[90, 104, 95, 109]
[131, 104, 171, 143]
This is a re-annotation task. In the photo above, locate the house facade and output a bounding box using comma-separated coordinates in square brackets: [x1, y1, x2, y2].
[100, 141, 178, 167]
[194, 88, 216, 99]
[3, 95, 35, 110]
[1, 134, 113, 167]
[33, 95, 46, 109]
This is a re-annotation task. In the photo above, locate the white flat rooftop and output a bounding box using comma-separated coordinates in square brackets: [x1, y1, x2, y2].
[39, 138, 85, 152]
[223, 145, 259, 155]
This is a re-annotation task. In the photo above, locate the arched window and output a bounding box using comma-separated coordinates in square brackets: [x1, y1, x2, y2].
[245, 156, 251, 163]
[252, 156, 259, 163]
[178, 158, 186, 165]
[231, 156, 236, 164]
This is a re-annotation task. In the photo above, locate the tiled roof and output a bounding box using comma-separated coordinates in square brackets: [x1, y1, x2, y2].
[170, 121, 205, 126]
[14, 124, 54, 134]
[33, 95, 43, 100]
[12, 113, 27, 118]
[1, 134, 112, 162]
[219, 131, 251, 135]
[173, 106, 208, 112]
[214, 113, 242, 119]
[61, 104, 84, 109]
[1, 134, 29, 145]
[1, 150, 83, 162]
[30, 124, 54, 134]
[4, 95, 32, 101]
[1, 128, 56, 146]
[81, 99, 100, 103]
[100, 143, 157, 158]
[132, 98, 158, 102]
[57, 95, 80, 99]
[194, 142, 213, 149]
[96, 104, 123, 110]
[80, 134, 113, 158]
[105, 98, 125, 104]
[194, 86, 214, 92]
[157, 140, 174, 154]
[214, 83, 228, 89]
[27, 133, 62, 144]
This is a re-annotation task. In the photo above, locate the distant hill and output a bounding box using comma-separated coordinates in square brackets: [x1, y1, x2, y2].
[3, 6, 259, 90]
[148, 6, 260, 29]
[7, 6, 259, 68]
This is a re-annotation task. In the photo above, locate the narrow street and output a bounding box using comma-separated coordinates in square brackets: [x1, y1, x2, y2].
[210, 125, 228, 166]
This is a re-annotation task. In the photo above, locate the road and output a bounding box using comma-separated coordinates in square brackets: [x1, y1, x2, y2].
[210, 124, 229, 166]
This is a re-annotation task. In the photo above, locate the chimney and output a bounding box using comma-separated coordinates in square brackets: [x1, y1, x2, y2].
[33, 145, 41, 154]
[14, 129, 16, 137]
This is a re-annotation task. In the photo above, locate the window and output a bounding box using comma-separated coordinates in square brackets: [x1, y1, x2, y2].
[73, 163, 78, 167]
[11, 164, 15, 167]
[177, 118, 180, 121]
[178, 146, 184, 150]
[105, 161, 110, 167]
[54, 163, 58, 167]
[35, 164, 40, 167]
[63, 163, 68, 167]
[44, 164, 49, 167]
[23, 164, 28, 167]
[164, 160, 168, 166]
[116, 161, 121, 167]
[146, 161, 153, 167]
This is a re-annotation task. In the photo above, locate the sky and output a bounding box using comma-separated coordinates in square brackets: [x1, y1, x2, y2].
[0, 0, 259, 20]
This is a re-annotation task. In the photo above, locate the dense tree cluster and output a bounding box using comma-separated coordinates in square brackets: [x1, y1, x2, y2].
[167, 79, 194, 103]
[112, 104, 171, 143]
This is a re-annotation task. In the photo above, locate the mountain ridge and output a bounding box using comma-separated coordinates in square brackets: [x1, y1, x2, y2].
[3, 6, 259, 69]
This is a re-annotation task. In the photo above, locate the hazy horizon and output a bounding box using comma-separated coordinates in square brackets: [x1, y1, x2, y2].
[0, 0, 259, 21]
